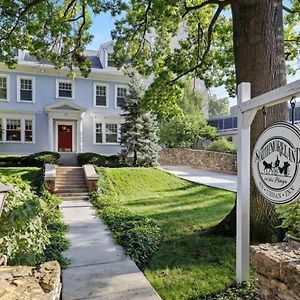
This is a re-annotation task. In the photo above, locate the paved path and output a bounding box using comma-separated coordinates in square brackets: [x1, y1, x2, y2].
[60, 200, 161, 300]
[161, 165, 237, 192]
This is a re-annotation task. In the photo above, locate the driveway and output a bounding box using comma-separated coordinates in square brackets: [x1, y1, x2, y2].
[160, 165, 237, 192]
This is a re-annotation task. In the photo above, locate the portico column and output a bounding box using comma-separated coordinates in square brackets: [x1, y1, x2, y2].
[77, 118, 83, 153]
[48, 116, 54, 151]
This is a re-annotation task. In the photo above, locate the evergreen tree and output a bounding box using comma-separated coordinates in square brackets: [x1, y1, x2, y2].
[120, 78, 159, 166]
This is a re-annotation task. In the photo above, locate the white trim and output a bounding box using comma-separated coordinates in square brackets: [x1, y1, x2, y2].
[115, 84, 128, 108]
[93, 82, 109, 108]
[17, 76, 35, 103]
[56, 79, 75, 100]
[93, 117, 122, 145]
[55, 121, 76, 152]
[0, 74, 10, 102]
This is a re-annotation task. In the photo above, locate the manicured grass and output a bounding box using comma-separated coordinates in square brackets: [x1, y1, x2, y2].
[97, 167, 236, 300]
[0, 167, 40, 184]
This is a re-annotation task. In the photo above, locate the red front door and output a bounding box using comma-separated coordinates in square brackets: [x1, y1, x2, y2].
[58, 125, 72, 152]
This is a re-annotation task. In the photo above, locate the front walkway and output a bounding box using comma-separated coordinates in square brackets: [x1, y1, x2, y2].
[161, 165, 237, 192]
[60, 200, 161, 300]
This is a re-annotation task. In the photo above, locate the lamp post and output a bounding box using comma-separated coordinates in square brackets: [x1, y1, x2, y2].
[0, 182, 11, 217]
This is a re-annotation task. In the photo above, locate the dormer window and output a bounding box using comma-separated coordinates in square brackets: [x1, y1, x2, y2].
[56, 80, 74, 99]
[107, 53, 115, 67]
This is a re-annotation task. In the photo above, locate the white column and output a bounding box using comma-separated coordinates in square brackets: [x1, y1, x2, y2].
[236, 82, 252, 283]
[48, 116, 54, 151]
[77, 119, 83, 153]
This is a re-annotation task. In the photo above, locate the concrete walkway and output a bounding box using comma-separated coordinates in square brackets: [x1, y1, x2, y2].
[60, 200, 161, 300]
[161, 165, 237, 192]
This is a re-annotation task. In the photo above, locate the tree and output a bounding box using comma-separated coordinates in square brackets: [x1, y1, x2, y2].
[208, 95, 230, 118]
[112, 0, 300, 242]
[159, 84, 216, 148]
[120, 76, 159, 166]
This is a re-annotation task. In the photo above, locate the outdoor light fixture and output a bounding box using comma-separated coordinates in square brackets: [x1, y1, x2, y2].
[0, 182, 11, 217]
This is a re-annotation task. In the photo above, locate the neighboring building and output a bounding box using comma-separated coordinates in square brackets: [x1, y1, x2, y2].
[208, 104, 300, 145]
[0, 42, 130, 155]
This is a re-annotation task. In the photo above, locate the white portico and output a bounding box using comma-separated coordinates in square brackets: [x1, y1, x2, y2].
[45, 100, 86, 153]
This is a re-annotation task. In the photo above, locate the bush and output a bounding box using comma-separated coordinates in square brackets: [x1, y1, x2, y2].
[77, 152, 125, 168]
[0, 170, 69, 266]
[0, 152, 60, 167]
[206, 138, 237, 154]
[91, 170, 161, 269]
[277, 199, 300, 239]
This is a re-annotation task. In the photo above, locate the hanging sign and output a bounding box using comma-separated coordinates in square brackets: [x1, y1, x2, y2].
[252, 122, 300, 204]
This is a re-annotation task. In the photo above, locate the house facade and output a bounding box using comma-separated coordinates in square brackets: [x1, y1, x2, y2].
[0, 42, 129, 155]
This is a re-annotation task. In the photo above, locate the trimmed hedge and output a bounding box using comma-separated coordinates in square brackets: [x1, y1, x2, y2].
[77, 152, 124, 168]
[91, 169, 161, 269]
[0, 151, 60, 167]
[206, 138, 237, 154]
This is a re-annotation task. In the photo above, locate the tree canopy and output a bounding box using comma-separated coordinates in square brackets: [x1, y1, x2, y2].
[208, 95, 229, 118]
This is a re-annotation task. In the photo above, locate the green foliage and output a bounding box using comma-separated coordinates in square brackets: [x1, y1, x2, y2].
[0, 169, 69, 266]
[91, 168, 162, 269]
[277, 199, 300, 238]
[0, 152, 60, 167]
[120, 75, 160, 166]
[159, 84, 216, 148]
[206, 138, 236, 154]
[209, 95, 230, 118]
[95, 167, 236, 299]
[77, 152, 124, 167]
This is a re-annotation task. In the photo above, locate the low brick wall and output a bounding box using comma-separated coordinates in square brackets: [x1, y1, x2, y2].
[159, 148, 237, 174]
[0, 261, 61, 300]
[251, 240, 300, 300]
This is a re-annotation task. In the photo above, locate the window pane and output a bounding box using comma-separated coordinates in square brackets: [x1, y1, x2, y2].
[6, 119, 21, 141]
[106, 124, 118, 143]
[117, 87, 126, 97]
[96, 96, 106, 106]
[20, 78, 32, 101]
[20, 90, 32, 101]
[21, 79, 32, 90]
[59, 89, 72, 98]
[25, 120, 33, 142]
[117, 97, 125, 107]
[95, 123, 102, 143]
[108, 53, 115, 67]
[58, 82, 73, 98]
[0, 77, 7, 100]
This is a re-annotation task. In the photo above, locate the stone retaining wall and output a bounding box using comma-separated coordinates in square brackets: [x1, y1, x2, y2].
[0, 261, 61, 300]
[251, 240, 300, 300]
[159, 148, 237, 174]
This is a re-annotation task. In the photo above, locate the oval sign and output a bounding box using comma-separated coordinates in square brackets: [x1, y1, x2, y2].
[252, 122, 300, 204]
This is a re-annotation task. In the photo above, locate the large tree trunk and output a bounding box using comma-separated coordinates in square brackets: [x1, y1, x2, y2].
[213, 0, 288, 243]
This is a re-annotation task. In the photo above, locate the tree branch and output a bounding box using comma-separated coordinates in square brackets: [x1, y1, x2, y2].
[282, 5, 299, 14]
[171, 2, 225, 83]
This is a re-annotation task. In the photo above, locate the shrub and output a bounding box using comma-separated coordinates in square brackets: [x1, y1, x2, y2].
[77, 152, 125, 168]
[277, 199, 300, 239]
[206, 138, 237, 154]
[0, 170, 69, 266]
[0, 152, 60, 167]
[91, 170, 161, 269]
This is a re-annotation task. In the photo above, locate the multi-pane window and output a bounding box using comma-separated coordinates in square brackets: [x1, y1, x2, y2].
[95, 123, 103, 143]
[20, 78, 33, 101]
[107, 53, 115, 67]
[0, 77, 7, 100]
[116, 87, 127, 107]
[6, 119, 21, 141]
[95, 85, 107, 106]
[106, 124, 118, 143]
[58, 81, 73, 98]
[25, 120, 33, 142]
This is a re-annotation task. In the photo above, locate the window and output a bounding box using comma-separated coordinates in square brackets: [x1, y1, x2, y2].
[57, 80, 73, 98]
[0, 76, 8, 101]
[6, 119, 21, 141]
[95, 123, 103, 143]
[116, 87, 127, 108]
[25, 120, 33, 142]
[0, 119, 2, 141]
[18, 77, 34, 102]
[106, 124, 118, 143]
[95, 84, 107, 107]
[107, 53, 115, 67]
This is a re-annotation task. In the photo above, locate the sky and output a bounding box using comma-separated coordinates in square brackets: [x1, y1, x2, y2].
[88, 11, 300, 108]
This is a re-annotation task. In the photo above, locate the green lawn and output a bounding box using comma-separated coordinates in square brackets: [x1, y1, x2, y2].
[97, 167, 236, 300]
[0, 167, 40, 184]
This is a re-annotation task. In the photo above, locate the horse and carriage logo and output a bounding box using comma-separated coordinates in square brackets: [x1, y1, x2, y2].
[252, 122, 300, 204]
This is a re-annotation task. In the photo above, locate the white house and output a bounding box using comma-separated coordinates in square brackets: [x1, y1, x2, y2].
[0, 42, 129, 155]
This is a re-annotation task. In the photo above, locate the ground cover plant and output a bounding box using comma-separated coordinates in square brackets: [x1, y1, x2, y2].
[0, 167, 69, 266]
[94, 167, 237, 299]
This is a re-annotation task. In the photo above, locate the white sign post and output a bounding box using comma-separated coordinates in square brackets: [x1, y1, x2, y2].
[236, 80, 300, 283]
